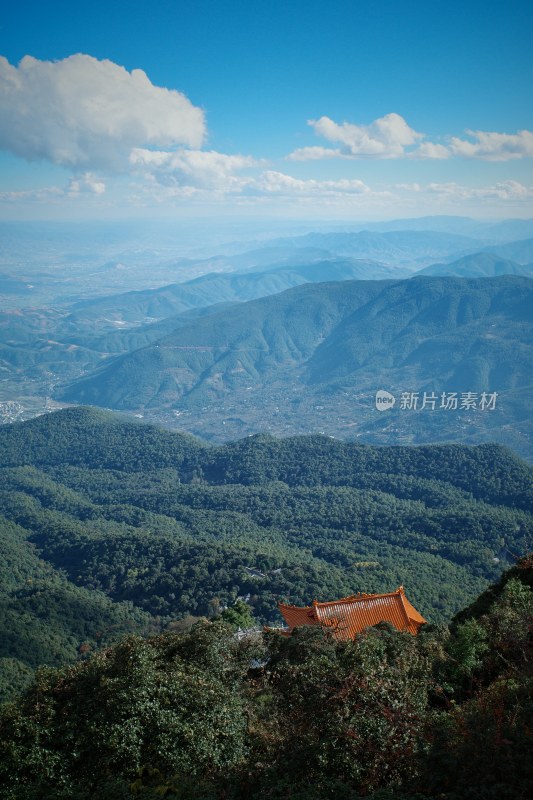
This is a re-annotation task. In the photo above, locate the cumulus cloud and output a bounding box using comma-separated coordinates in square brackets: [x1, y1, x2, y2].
[0, 54, 205, 171]
[448, 129, 533, 160]
[287, 146, 345, 162]
[287, 113, 424, 160]
[313, 112, 422, 156]
[130, 148, 257, 192]
[67, 173, 106, 194]
[413, 141, 450, 159]
[287, 112, 533, 163]
[129, 158, 372, 202]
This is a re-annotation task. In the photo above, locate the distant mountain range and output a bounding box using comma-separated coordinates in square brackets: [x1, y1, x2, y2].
[2, 217, 533, 309]
[342, 215, 533, 242]
[58, 275, 533, 459]
[63, 245, 533, 331]
[482, 237, 533, 264]
[67, 258, 403, 328]
[265, 230, 481, 268]
[1, 260, 398, 393]
[2, 218, 533, 459]
[417, 252, 533, 278]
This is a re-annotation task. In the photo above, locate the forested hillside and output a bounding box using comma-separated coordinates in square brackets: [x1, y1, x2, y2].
[58, 275, 533, 459]
[64, 275, 533, 410]
[1, 556, 532, 799]
[0, 512, 151, 701]
[1, 408, 531, 701]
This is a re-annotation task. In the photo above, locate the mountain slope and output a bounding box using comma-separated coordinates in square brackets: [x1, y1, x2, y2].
[61, 279, 386, 407]
[483, 236, 533, 264]
[0, 259, 398, 419]
[59, 276, 533, 458]
[0, 509, 151, 702]
[0, 408, 531, 635]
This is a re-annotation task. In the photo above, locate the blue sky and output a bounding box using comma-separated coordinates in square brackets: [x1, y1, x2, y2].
[1, 0, 532, 220]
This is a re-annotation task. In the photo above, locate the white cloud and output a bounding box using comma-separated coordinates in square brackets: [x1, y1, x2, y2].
[4, 173, 530, 217]
[128, 161, 372, 204]
[130, 148, 257, 191]
[393, 182, 423, 192]
[67, 173, 106, 194]
[315, 112, 422, 155]
[288, 113, 424, 160]
[287, 146, 345, 161]
[0, 54, 205, 171]
[426, 179, 532, 200]
[287, 112, 533, 163]
[0, 181, 106, 204]
[0, 186, 64, 203]
[255, 171, 371, 196]
[413, 141, 450, 159]
[0, 173, 106, 204]
[449, 129, 533, 160]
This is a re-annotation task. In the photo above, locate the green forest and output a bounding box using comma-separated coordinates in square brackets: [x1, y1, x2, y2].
[0, 407, 532, 704]
[1, 557, 532, 799]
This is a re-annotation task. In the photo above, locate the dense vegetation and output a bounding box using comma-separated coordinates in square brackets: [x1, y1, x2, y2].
[0, 557, 531, 799]
[0, 513, 152, 701]
[1, 407, 532, 702]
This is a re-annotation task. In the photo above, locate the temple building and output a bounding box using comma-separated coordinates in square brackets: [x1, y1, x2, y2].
[278, 586, 426, 639]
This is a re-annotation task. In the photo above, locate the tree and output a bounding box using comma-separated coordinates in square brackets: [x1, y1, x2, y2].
[221, 600, 256, 630]
[0, 623, 249, 799]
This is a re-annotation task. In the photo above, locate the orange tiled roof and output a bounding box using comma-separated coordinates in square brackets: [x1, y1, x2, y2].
[278, 587, 426, 638]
